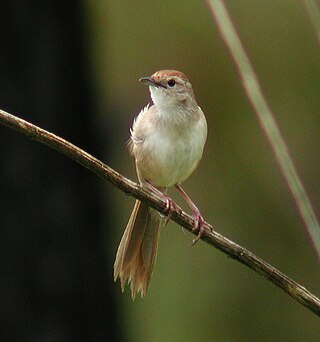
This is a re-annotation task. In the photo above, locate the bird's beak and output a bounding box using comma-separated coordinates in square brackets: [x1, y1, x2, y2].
[139, 76, 167, 88]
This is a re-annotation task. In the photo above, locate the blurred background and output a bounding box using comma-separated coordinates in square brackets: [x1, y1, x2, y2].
[0, 0, 319, 341]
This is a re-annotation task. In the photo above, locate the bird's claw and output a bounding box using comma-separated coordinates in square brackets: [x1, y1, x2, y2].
[162, 198, 179, 227]
[191, 213, 205, 246]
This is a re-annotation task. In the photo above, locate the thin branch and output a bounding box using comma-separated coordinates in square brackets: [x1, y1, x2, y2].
[302, 0, 320, 46]
[0, 108, 320, 317]
[207, 0, 320, 259]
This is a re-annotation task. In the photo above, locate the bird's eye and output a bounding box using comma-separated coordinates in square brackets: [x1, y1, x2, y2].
[167, 79, 176, 87]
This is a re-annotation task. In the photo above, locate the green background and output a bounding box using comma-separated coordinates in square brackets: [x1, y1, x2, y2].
[86, 1, 320, 340]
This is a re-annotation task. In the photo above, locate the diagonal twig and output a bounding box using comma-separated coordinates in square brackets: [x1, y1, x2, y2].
[0, 108, 320, 316]
[207, 0, 320, 259]
[302, 0, 320, 46]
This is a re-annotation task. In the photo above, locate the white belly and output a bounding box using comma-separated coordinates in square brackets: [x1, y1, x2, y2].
[135, 120, 206, 188]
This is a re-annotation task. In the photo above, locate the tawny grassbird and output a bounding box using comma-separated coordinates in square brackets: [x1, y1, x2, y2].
[114, 70, 207, 299]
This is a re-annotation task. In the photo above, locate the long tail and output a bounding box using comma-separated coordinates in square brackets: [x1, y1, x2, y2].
[114, 200, 161, 299]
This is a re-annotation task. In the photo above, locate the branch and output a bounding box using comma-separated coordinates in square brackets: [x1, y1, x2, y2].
[207, 0, 320, 259]
[302, 0, 320, 46]
[1, 108, 320, 317]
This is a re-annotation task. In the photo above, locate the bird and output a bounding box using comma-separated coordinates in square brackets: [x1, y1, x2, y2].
[114, 70, 207, 299]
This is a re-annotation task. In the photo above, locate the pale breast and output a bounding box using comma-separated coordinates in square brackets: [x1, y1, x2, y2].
[132, 106, 207, 188]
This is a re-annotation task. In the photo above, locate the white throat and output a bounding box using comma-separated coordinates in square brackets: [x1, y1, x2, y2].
[150, 86, 197, 125]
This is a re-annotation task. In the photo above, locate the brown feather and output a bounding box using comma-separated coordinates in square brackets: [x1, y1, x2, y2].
[114, 200, 161, 299]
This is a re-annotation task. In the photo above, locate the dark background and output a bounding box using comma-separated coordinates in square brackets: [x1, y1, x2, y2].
[0, 2, 121, 341]
[1, 1, 320, 341]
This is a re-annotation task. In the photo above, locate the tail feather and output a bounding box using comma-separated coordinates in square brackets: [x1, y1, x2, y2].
[114, 200, 161, 299]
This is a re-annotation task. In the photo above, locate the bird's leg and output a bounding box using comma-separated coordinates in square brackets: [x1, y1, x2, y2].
[144, 181, 177, 226]
[175, 184, 205, 245]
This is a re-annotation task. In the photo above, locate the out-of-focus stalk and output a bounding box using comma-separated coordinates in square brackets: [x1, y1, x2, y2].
[207, 0, 320, 259]
[302, 0, 320, 45]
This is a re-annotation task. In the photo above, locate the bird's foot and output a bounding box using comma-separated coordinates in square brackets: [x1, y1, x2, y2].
[190, 211, 205, 246]
[144, 181, 176, 226]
